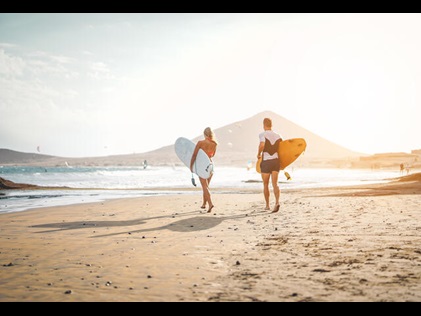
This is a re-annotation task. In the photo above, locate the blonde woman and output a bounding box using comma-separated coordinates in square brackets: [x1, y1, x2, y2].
[190, 127, 218, 213]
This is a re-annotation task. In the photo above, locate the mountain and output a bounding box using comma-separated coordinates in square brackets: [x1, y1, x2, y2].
[0, 149, 58, 165]
[0, 111, 365, 168]
[145, 110, 364, 166]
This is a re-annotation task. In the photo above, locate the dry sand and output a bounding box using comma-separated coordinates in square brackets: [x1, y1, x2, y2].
[0, 175, 420, 302]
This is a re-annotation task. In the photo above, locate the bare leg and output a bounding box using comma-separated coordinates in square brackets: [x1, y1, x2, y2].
[200, 177, 214, 213]
[261, 173, 271, 210]
[201, 174, 213, 209]
[271, 171, 280, 212]
[201, 189, 206, 209]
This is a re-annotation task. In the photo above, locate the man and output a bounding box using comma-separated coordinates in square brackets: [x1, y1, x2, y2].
[257, 117, 283, 213]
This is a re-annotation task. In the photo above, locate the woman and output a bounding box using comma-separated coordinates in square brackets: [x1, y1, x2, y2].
[190, 127, 218, 213]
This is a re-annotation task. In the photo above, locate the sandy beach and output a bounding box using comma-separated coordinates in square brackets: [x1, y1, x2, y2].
[0, 174, 420, 302]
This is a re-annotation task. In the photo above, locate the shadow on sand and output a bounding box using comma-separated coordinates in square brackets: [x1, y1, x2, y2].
[30, 209, 268, 237]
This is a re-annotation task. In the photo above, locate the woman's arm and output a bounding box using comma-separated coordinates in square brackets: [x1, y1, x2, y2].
[190, 142, 201, 172]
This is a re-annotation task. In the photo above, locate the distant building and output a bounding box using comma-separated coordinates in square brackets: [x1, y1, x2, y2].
[411, 149, 421, 156]
[359, 152, 418, 161]
[358, 152, 419, 169]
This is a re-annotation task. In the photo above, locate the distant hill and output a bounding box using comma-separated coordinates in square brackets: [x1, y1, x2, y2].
[0, 111, 365, 168]
[145, 110, 365, 167]
[0, 149, 59, 165]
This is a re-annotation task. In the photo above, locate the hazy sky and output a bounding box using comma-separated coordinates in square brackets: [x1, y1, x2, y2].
[1, 13, 420, 157]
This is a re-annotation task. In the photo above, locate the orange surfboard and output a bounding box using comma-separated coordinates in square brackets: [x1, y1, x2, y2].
[256, 138, 307, 173]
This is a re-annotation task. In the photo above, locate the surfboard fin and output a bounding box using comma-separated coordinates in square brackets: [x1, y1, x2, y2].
[284, 171, 291, 180]
[191, 173, 197, 187]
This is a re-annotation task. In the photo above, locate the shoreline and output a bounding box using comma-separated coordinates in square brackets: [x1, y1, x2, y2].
[0, 175, 420, 301]
[2, 175, 419, 216]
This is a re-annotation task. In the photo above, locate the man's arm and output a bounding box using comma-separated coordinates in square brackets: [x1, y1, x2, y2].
[257, 142, 264, 159]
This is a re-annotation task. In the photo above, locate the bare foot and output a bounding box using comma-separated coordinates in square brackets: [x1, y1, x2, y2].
[265, 206, 270, 211]
[200, 205, 206, 209]
[207, 205, 214, 213]
[272, 204, 280, 213]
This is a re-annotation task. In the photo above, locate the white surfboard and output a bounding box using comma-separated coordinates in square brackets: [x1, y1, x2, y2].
[174, 137, 213, 179]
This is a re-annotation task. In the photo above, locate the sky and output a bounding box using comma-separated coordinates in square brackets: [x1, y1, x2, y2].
[0, 13, 420, 158]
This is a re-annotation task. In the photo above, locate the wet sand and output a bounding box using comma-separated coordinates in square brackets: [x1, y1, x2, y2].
[0, 174, 420, 302]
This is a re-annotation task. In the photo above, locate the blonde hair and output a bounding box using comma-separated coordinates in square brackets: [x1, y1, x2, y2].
[204, 127, 218, 144]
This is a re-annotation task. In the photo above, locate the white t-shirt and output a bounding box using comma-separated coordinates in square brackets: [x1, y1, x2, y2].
[259, 130, 282, 161]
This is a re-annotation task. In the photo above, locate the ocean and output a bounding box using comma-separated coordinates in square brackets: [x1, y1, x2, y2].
[0, 165, 401, 214]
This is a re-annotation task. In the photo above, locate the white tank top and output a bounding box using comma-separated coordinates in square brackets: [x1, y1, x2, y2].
[259, 130, 282, 160]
